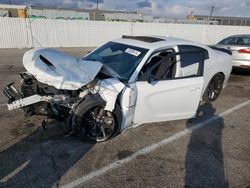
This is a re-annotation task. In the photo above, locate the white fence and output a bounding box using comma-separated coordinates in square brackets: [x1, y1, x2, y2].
[1, 17, 250, 48]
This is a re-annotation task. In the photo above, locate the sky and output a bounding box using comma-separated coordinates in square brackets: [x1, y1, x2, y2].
[1, 0, 250, 18]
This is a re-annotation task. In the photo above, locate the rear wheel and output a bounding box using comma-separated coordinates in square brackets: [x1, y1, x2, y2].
[203, 73, 224, 103]
[72, 96, 121, 142]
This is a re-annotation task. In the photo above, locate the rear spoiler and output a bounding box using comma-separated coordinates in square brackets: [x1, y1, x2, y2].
[208, 46, 232, 55]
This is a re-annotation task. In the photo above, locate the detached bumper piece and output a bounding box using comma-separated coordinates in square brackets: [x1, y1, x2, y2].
[3, 82, 52, 111]
[6, 94, 52, 111]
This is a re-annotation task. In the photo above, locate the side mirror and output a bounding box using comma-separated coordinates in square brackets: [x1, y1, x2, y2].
[147, 76, 155, 84]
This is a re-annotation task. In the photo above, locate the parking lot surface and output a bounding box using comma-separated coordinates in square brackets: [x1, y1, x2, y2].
[0, 48, 249, 188]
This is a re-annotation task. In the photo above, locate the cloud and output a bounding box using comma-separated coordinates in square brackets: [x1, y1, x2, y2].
[137, 0, 151, 8]
[244, 0, 250, 6]
[186, 0, 250, 17]
[0, 0, 250, 17]
[87, 0, 103, 3]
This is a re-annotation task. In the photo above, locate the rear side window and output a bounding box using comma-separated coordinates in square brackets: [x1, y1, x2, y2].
[219, 36, 250, 45]
[219, 37, 237, 45]
[236, 37, 250, 45]
[178, 45, 209, 68]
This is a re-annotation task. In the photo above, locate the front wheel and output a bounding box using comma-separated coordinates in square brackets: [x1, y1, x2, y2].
[72, 96, 121, 142]
[203, 73, 224, 103]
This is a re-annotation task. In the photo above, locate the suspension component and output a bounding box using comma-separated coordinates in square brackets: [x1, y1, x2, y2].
[3, 82, 23, 103]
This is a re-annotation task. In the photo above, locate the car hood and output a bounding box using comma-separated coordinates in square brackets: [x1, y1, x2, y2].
[23, 48, 103, 90]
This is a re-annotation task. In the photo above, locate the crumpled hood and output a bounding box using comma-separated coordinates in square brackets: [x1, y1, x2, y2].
[23, 48, 103, 90]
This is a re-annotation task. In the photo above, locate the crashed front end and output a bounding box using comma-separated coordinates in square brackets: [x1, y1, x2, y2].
[4, 72, 96, 117]
[3, 48, 125, 141]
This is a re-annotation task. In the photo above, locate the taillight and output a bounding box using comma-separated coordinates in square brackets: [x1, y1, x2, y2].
[238, 49, 250, 54]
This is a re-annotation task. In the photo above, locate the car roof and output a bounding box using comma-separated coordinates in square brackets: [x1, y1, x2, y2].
[227, 34, 250, 38]
[113, 35, 209, 51]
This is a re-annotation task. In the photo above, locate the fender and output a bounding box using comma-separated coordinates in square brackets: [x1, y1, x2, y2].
[97, 78, 125, 111]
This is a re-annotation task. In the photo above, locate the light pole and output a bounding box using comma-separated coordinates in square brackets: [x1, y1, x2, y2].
[57, 7, 61, 19]
[96, 0, 99, 11]
[208, 6, 214, 24]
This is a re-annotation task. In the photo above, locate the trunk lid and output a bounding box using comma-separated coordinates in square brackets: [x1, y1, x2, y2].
[216, 44, 250, 61]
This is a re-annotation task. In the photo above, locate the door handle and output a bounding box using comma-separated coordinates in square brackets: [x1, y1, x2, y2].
[189, 86, 201, 91]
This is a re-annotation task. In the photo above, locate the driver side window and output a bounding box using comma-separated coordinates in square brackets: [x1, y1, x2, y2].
[138, 49, 176, 81]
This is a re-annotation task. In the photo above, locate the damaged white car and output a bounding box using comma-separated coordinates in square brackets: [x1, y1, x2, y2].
[3, 36, 232, 142]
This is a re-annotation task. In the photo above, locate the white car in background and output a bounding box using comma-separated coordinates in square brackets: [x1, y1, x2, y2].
[3, 36, 232, 142]
[215, 34, 250, 69]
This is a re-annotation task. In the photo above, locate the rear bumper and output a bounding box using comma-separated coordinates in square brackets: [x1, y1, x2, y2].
[232, 59, 250, 69]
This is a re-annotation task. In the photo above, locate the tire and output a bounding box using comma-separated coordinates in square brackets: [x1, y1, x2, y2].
[203, 73, 224, 103]
[72, 95, 122, 142]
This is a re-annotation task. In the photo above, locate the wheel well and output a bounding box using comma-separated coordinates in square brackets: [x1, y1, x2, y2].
[202, 72, 225, 103]
[71, 93, 122, 141]
[217, 72, 225, 84]
[218, 72, 225, 79]
[207, 72, 225, 87]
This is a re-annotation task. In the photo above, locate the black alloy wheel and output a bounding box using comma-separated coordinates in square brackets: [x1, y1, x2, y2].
[203, 73, 224, 102]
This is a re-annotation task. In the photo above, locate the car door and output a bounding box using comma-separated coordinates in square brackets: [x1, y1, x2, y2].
[133, 47, 205, 124]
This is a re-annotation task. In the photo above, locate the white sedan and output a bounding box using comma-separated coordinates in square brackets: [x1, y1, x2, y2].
[3, 36, 232, 142]
[215, 34, 250, 69]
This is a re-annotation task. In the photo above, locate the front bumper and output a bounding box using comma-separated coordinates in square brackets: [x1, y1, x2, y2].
[3, 82, 52, 111]
[6, 94, 52, 111]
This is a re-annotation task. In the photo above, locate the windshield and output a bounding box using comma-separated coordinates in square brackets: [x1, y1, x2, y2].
[83, 42, 148, 80]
